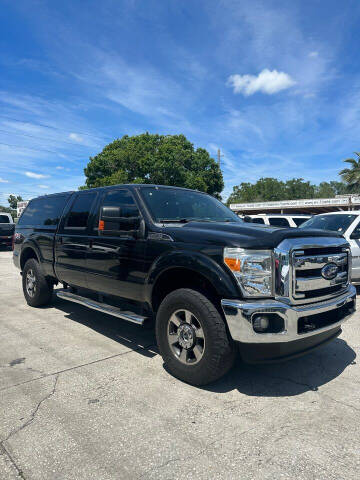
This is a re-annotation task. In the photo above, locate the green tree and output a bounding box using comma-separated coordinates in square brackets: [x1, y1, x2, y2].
[82, 133, 224, 198]
[7, 194, 23, 210]
[226, 177, 352, 205]
[226, 178, 288, 205]
[340, 153, 360, 189]
[284, 178, 315, 199]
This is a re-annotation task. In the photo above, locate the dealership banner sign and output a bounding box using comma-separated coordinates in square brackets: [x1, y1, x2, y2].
[230, 196, 360, 211]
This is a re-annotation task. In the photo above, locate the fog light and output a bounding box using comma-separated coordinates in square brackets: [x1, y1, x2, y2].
[253, 315, 270, 332]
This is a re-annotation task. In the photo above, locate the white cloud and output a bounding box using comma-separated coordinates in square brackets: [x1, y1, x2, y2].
[309, 51, 319, 58]
[228, 69, 296, 96]
[56, 166, 64, 169]
[38, 184, 49, 189]
[24, 171, 49, 179]
[0, 177, 9, 183]
[69, 132, 83, 142]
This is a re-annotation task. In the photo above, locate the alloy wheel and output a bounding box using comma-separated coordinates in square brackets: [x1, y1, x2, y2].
[167, 309, 205, 364]
[26, 269, 37, 298]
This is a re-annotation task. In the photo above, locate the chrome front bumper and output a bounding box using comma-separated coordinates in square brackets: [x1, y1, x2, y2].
[221, 284, 356, 344]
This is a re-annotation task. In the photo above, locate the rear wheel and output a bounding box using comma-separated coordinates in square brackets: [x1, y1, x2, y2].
[156, 288, 236, 386]
[22, 258, 53, 307]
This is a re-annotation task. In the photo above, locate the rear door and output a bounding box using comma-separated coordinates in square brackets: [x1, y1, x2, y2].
[85, 188, 146, 301]
[55, 191, 97, 288]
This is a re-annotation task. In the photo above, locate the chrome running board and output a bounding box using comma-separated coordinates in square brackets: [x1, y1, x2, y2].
[56, 289, 146, 325]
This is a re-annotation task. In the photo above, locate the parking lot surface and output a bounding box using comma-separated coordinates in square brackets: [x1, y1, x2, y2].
[0, 249, 359, 479]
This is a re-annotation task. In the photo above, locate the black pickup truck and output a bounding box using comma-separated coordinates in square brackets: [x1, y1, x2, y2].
[13, 185, 356, 385]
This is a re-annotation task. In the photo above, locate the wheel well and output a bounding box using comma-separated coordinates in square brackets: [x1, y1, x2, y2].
[20, 247, 39, 270]
[151, 268, 221, 313]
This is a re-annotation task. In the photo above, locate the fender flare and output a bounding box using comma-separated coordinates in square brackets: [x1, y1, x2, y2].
[145, 250, 240, 305]
[19, 240, 42, 269]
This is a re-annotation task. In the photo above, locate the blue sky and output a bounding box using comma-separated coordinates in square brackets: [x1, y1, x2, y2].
[1, 0, 360, 204]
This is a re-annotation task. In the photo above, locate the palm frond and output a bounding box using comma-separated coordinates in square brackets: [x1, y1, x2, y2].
[343, 158, 359, 167]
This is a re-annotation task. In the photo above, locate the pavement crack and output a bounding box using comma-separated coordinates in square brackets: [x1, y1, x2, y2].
[139, 426, 257, 478]
[319, 392, 360, 412]
[261, 373, 318, 391]
[139, 457, 182, 478]
[1, 374, 59, 445]
[0, 442, 26, 479]
[0, 344, 156, 393]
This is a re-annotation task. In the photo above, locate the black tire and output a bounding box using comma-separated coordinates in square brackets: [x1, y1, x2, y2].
[22, 258, 53, 307]
[156, 288, 236, 386]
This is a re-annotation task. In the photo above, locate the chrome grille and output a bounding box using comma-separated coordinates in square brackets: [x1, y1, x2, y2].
[292, 249, 349, 303]
[274, 237, 350, 305]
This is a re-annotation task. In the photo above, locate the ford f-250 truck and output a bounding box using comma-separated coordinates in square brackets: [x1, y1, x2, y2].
[13, 185, 356, 385]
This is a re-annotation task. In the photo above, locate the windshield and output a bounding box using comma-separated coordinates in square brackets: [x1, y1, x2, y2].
[300, 214, 356, 234]
[140, 187, 242, 223]
[0, 214, 10, 223]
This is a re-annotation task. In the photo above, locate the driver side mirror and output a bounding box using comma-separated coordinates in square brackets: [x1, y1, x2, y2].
[99, 205, 141, 235]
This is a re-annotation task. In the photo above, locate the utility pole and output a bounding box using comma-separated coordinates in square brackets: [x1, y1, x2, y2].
[217, 148, 223, 169]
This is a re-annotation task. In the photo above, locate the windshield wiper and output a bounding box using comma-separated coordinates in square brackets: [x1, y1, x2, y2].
[158, 218, 238, 224]
[158, 218, 190, 223]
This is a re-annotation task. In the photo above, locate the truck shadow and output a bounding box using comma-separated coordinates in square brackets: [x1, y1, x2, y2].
[204, 338, 356, 397]
[51, 295, 158, 359]
[51, 295, 356, 397]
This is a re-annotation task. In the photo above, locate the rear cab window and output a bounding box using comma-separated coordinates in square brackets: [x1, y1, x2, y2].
[17, 195, 70, 227]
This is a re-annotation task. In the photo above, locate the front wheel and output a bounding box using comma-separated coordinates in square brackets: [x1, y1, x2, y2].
[156, 288, 236, 386]
[22, 258, 53, 307]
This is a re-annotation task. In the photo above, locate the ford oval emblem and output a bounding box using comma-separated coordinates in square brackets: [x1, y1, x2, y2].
[321, 263, 338, 280]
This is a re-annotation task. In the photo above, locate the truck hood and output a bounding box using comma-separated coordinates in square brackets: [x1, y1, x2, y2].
[165, 221, 344, 249]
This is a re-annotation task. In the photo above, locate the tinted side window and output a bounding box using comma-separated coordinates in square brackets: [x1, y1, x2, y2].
[99, 189, 139, 231]
[18, 195, 68, 226]
[293, 218, 308, 227]
[0, 215, 10, 223]
[66, 192, 97, 229]
[269, 217, 290, 227]
[251, 217, 265, 224]
[102, 189, 136, 207]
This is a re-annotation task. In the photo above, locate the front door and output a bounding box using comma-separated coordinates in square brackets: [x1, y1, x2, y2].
[55, 191, 98, 288]
[85, 189, 146, 301]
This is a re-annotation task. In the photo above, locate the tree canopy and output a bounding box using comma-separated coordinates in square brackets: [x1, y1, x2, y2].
[82, 133, 224, 198]
[226, 178, 350, 205]
[8, 194, 23, 210]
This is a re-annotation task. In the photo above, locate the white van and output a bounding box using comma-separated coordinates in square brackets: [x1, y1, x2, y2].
[247, 214, 311, 228]
[300, 211, 360, 283]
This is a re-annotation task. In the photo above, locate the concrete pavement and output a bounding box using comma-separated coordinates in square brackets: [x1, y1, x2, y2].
[0, 249, 359, 479]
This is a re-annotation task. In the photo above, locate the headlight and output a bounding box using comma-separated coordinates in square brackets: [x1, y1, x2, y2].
[224, 248, 273, 297]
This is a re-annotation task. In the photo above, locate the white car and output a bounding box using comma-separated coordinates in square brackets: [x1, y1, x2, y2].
[300, 211, 360, 284]
[247, 214, 311, 228]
